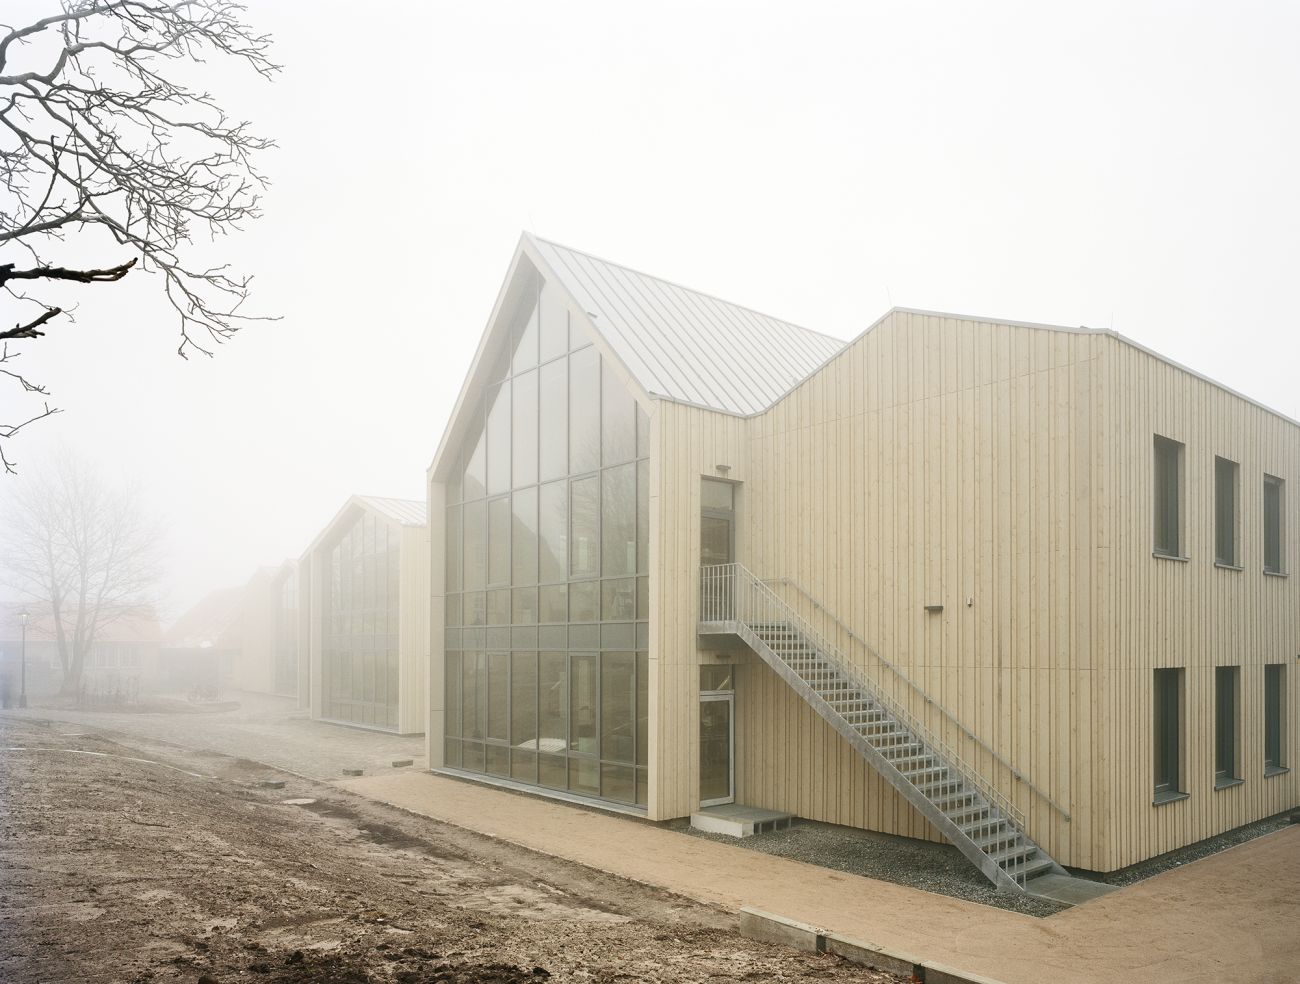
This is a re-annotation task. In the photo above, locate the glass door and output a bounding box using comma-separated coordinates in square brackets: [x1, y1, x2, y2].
[700, 479, 735, 566]
[699, 693, 734, 806]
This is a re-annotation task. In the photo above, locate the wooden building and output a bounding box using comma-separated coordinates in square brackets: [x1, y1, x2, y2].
[300, 495, 429, 735]
[427, 234, 1298, 890]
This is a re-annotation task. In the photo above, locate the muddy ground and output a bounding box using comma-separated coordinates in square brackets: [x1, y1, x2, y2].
[0, 717, 900, 983]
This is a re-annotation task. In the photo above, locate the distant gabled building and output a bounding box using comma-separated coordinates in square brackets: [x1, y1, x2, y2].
[299, 495, 429, 734]
[426, 233, 1299, 894]
[0, 602, 163, 697]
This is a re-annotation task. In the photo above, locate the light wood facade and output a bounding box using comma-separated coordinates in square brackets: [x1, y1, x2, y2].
[428, 238, 1298, 872]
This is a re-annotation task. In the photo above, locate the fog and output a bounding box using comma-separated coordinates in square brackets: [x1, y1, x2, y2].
[2, 0, 1299, 620]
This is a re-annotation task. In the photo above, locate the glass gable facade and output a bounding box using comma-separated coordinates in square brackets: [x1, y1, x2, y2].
[322, 509, 401, 730]
[444, 276, 651, 807]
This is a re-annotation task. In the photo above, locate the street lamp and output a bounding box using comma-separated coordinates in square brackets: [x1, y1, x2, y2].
[19, 609, 28, 709]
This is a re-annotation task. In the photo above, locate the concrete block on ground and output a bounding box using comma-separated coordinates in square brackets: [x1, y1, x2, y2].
[922, 960, 1010, 984]
[739, 907, 825, 953]
[257, 779, 285, 789]
[342, 768, 363, 776]
[824, 932, 923, 978]
[391, 759, 413, 768]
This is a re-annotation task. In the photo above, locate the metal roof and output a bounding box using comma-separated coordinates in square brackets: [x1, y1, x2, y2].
[356, 495, 426, 528]
[529, 235, 848, 416]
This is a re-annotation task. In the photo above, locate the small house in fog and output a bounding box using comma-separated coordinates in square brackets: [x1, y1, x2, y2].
[299, 495, 429, 734]
[161, 587, 244, 692]
[425, 233, 1299, 895]
[0, 603, 163, 698]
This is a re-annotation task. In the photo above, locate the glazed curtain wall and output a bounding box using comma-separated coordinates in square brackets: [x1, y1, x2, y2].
[444, 279, 650, 807]
[273, 569, 299, 697]
[322, 511, 401, 729]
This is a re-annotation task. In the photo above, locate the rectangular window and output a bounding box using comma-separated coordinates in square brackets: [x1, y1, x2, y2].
[601, 359, 637, 465]
[1264, 474, 1285, 574]
[601, 463, 636, 577]
[1214, 666, 1238, 786]
[511, 369, 538, 488]
[1265, 664, 1286, 772]
[1153, 436, 1183, 558]
[539, 358, 567, 482]
[487, 496, 510, 586]
[1154, 668, 1182, 800]
[1215, 456, 1238, 566]
[569, 347, 600, 475]
[511, 488, 537, 585]
[486, 382, 511, 496]
[538, 480, 567, 583]
[570, 475, 599, 578]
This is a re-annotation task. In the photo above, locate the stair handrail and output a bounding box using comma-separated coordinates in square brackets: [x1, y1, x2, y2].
[759, 575, 1072, 824]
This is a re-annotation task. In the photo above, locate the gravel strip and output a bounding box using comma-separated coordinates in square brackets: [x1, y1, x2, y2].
[1101, 809, 1297, 886]
[675, 818, 1067, 917]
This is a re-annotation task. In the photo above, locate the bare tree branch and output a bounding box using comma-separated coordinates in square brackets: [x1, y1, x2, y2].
[0, 1, 277, 471]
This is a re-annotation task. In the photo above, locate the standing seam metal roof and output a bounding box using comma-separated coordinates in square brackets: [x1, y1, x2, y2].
[356, 495, 427, 527]
[529, 236, 847, 416]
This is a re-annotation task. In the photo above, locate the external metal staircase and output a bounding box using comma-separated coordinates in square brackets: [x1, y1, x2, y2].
[700, 562, 1068, 894]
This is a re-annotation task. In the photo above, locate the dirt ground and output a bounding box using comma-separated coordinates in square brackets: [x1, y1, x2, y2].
[0, 716, 901, 984]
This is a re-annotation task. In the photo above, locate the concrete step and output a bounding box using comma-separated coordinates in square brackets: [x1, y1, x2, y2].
[691, 804, 796, 838]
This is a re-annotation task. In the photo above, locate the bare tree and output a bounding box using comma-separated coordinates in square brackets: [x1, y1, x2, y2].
[1, 450, 162, 693]
[0, 1, 277, 473]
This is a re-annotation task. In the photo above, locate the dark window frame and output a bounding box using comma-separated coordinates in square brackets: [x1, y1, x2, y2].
[1153, 667, 1184, 802]
[1214, 666, 1240, 787]
[1264, 474, 1285, 574]
[1214, 456, 1239, 568]
[1153, 436, 1184, 559]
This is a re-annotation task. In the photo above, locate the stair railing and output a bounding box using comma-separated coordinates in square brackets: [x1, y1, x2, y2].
[759, 575, 1073, 826]
[702, 562, 1037, 869]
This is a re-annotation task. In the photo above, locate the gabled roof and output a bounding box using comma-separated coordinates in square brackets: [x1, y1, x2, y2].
[164, 588, 244, 648]
[356, 495, 426, 527]
[301, 494, 427, 561]
[529, 235, 847, 415]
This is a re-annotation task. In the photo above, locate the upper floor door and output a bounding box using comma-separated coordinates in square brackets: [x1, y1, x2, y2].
[700, 479, 736, 566]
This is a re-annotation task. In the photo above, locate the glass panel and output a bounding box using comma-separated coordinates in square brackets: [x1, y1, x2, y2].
[512, 487, 538, 585]
[568, 757, 599, 797]
[636, 767, 648, 807]
[488, 496, 510, 586]
[636, 652, 648, 768]
[539, 753, 566, 789]
[487, 652, 509, 742]
[463, 425, 486, 501]
[511, 651, 538, 762]
[486, 744, 510, 778]
[570, 580, 598, 622]
[636, 576, 648, 620]
[601, 652, 635, 764]
[487, 382, 511, 495]
[539, 481, 567, 582]
[539, 358, 567, 483]
[463, 499, 486, 591]
[570, 475, 599, 578]
[699, 697, 732, 803]
[512, 587, 538, 625]
[465, 591, 486, 627]
[701, 665, 734, 692]
[539, 281, 568, 363]
[444, 737, 462, 769]
[445, 505, 462, 593]
[702, 478, 734, 512]
[512, 369, 538, 488]
[463, 653, 485, 741]
[512, 290, 539, 374]
[637, 459, 648, 574]
[602, 463, 636, 577]
[487, 588, 510, 625]
[600, 763, 635, 804]
[701, 516, 733, 566]
[569, 347, 600, 474]
[463, 740, 485, 773]
[538, 652, 568, 754]
[570, 652, 598, 755]
[601, 359, 636, 465]
[539, 583, 567, 623]
[601, 578, 635, 621]
[636, 404, 650, 458]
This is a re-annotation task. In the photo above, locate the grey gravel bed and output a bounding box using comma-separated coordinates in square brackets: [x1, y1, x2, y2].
[1100, 808, 1297, 886]
[677, 808, 1299, 917]
[674, 818, 1067, 917]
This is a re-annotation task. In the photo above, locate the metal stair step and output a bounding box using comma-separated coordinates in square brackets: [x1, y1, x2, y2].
[990, 842, 1037, 867]
[1002, 855, 1055, 884]
[972, 828, 1021, 852]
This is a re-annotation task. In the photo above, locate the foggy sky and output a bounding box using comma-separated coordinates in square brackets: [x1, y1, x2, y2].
[2, 1, 1298, 621]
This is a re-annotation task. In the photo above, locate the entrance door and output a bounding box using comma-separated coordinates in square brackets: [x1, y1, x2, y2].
[700, 479, 736, 566]
[699, 693, 734, 806]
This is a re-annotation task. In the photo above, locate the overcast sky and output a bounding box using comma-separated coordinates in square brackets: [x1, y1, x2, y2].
[3, 1, 1298, 620]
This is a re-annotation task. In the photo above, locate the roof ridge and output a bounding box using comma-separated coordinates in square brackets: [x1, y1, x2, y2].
[527, 233, 848, 347]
